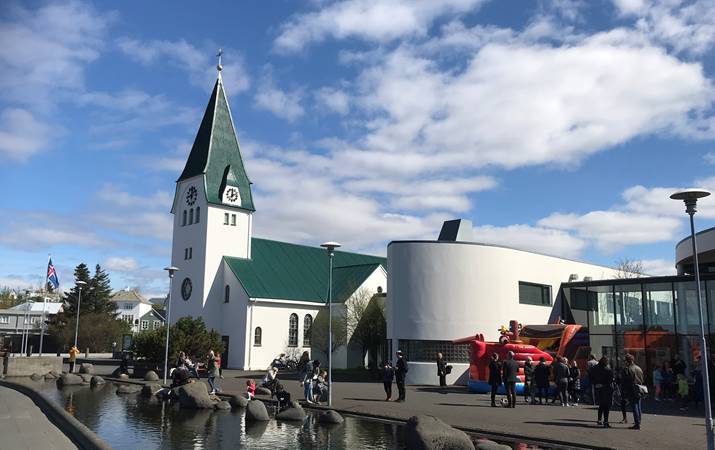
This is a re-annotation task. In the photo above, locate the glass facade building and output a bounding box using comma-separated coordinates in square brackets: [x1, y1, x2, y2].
[561, 275, 715, 383]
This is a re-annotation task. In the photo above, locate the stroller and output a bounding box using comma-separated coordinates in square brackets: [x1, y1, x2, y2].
[265, 378, 291, 412]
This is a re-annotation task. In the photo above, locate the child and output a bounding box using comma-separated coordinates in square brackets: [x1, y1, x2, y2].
[677, 373, 689, 411]
[314, 370, 328, 404]
[383, 361, 395, 401]
[652, 365, 663, 401]
[246, 379, 256, 400]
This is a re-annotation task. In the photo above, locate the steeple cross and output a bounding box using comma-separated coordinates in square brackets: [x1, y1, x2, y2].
[216, 48, 223, 72]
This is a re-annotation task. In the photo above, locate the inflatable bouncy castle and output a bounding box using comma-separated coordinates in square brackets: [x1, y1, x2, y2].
[453, 320, 583, 394]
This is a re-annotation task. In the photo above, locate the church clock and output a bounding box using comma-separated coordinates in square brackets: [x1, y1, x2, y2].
[185, 186, 197, 206]
[226, 187, 239, 203]
[181, 277, 192, 301]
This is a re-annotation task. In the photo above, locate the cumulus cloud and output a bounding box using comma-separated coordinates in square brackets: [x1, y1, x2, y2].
[0, 211, 108, 251]
[104, 256, 139, 272]
[314, 87, 350, 115]
[274, 0, 485, 52]
[0, 108, 55, 162]
[254, 76, 304, 121]
[641, 258, 676, 276]
[473, 224, 587, 259]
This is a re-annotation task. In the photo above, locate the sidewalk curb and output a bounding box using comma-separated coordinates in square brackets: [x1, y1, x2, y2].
[0, 379, 113, 450]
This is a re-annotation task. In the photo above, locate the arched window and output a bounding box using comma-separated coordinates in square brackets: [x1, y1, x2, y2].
[254, 327, 262, 346]
[182, 210, 187, 226]
[224, 285, 230, 303]
[189, 208, 194, 224]
[288, 313, 298, 347]
[303, 314, 313, 347]
[196, 206, 200, 223]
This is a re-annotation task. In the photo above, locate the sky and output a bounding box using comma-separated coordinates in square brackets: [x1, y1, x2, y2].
[1, 0, 715, 297]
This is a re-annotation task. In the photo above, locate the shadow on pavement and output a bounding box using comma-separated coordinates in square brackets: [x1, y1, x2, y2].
[344, 397, 392, 402]
[524, 421, 602, 429]
[416, 386, 470, 395]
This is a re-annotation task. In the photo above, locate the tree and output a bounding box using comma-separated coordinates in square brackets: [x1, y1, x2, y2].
[615, 258, 644, 279]
[62, 263, 92, 317]
[311, 308, 347, 358]
[346, 288, 386, 368]
[63, 263, 117, 317]
[48, 312, 130, 352]
[132, 317, 223, 363]
[0, 287, 23, 309]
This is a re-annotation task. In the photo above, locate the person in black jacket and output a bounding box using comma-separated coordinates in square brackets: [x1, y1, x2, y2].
[395, 350, 408, 402]
[524, 357, 535, 404]
[554, 356, 571, 406]
[436, 352, 447, 387]
[590, 356, 614, 428]
[534, 356, 550, 404]
[502, 351, 519, 408]
[488, 353, 502, 407]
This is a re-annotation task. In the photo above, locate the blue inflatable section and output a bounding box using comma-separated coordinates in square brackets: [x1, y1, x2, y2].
[468, 380, 557, 395]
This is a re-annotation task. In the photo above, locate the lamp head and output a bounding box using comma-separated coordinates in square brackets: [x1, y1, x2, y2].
[76, 281, 87, 288]
[164, 266, 179, 278]
[671, 189, 710, 215]
[320, 241, 342, 254]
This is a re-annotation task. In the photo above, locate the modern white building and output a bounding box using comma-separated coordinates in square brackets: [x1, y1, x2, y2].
[387, 219, 618, 385]
[168, 68, 386, 370]
[110, 289, 158, 333]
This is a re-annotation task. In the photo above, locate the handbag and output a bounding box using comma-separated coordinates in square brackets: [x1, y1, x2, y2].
[445, 365, 453, 375]
[636, 384, 648, 398]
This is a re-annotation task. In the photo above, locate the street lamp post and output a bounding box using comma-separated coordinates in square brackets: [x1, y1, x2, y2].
[73, 281, 87, 349]
[163, 267, 179, 385]
[671, 188, 714, 450]
[20, 290, 31, 356]
[320, 241, 341, 407]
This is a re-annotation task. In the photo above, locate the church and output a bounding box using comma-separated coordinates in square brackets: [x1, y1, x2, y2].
[169, 65, 387, 370]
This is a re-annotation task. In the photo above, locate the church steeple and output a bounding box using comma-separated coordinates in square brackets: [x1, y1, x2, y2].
[178, 63, 255, 212]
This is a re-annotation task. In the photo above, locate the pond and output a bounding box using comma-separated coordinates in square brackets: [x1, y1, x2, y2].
[32, 381, 560, 449]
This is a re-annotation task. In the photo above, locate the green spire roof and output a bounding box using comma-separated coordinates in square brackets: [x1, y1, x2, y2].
[178, 75, 255, 211]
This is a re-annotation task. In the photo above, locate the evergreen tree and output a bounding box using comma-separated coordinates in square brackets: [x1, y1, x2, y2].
[62, 263, 91, 317]
[85, 264, 116, 315]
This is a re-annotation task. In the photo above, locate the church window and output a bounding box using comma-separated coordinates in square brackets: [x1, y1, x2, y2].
[303, 314, 313, 347]
[182, 210, 187, 226]
[224, 213, 229, 225]
[254, 327, 262, 346]
[189, 208, 194, 224]
[184, 248, 188, 260]
[231, 214, 236, 226]
[224, 285, 230, 303]
[196, 207, 200, 223]
[189, 248, 192, 259]
[288, 313, 298, 347]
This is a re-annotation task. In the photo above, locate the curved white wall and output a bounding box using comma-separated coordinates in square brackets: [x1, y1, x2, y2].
[676, 227, 715, 271]
[387, 241, 617, 385]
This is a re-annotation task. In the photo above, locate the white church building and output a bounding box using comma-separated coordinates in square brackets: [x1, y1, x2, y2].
[169, 68, 386, 370]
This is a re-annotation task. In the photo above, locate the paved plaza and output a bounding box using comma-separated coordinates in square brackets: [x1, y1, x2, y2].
[0, 384, 77, 450]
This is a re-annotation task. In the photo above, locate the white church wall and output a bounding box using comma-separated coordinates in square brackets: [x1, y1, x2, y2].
[219, 263, 250, 369]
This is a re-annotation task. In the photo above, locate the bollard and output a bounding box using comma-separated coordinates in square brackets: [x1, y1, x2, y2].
[28, 344, 33, 357]
[85, 348, 89, 358]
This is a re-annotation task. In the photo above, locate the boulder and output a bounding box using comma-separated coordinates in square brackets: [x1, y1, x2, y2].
[276, 406, 307, 422]
[90, 376, 106, 387]
[142, 384, 162, 398]
[404, 415, 474, 450]
[476, 440, 510, 450]
[318, 410, 344, 425]
[116, 384, 142, 395]
[229, 395, 249, 409]
[30, 373, 44, 381]
[177, 382, 214, 409]
[79, 374, 93, 383]
[49, 370, 61, 378]
[44, 372, 57, 380]
[119, 373, 129, 380]
[56, 373, 83, 387]
[144, 370, 159, 381]
[79, 363, 94, 375]
[245, 400, 270, 422]
[255, 386, 272, 396]
[214, 400, 231, 410]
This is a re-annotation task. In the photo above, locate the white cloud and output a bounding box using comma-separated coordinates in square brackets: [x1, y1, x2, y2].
[0, 211, 107, 251]
[274, 0, 485, 52]
[97, 184, 172, 210]
[116, 38, 250, 93]
[473, 224, 587, 259]
[622, 181, 715, 219]
[104, 256, 139, 272]
[254, 76, 304, 121]
[0, 108, 55, 162]
[315, 87, 350, 115]
[641, 258, 676, 276]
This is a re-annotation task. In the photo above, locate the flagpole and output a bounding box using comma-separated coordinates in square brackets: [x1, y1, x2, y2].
[39, 255, 50, 356]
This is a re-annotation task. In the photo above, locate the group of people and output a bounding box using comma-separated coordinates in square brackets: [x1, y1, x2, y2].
[382, 350, 409, 402]
[171, 349, 222, 394]
[297, 351, 330, 404]
[652, 354, 705, 409]
[588, 354, 645, 429]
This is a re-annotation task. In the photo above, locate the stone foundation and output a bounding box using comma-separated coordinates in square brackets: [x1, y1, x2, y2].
[3, 356, 63, 376]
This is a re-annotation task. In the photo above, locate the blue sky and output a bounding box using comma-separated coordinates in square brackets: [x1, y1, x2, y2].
[2, 0, 715, 296]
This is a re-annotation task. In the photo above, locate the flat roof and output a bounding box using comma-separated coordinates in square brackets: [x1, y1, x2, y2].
[561, 273, 712, 288]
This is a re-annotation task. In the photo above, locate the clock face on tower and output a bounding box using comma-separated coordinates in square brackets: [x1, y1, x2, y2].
[181, 277, 192, 301]
[185, 186, 197, 206]
[225, 187, 239, 203]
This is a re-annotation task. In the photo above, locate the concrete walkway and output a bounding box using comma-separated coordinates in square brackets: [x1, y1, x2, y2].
[0, 385, 77, 450]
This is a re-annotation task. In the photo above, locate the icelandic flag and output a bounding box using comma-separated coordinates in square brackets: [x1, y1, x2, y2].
[47, 257, 59, 291]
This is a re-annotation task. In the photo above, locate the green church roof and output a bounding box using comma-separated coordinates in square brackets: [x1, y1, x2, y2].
[178, 75, 255, 211]
[225, 238, 386, 303]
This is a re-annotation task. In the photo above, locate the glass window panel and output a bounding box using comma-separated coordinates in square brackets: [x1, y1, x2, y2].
[615, 284, 643, 332]
[645, 282, 675, 332]
[588, 285, 614, 334]
[645, 331, 677, 385]
[563, 287, 589, 328]
[678, 335, 703, 375]
[518, 281, 551, 306]
[288, 314, 298, 347]
[675, 281, 706, 335]
[397, 340, 470, 363]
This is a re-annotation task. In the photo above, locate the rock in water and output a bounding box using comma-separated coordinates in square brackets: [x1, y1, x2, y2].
[44, 372, 57, 380]
[404, 415, 474, 450]
[49, 370, 61, 378]
[276, 406, 306, 421]
[177, 382, 214, 409]
[254, 386, 272, 396]
[116, 384, 142, 395]
[476, 440, 511, 450]
[318, 410, 344, 424]
[229, 395, 249, 408]
[142, 384, 161, 397]
[214, 400, 231, 410]
[119, 373, 129, 380]
[79, 373, 92, 383]
[245, 400, 270, 422]
[90, 376, 106, 387]
[56, 373, 83, 387]
[79, 363, 94, 375]
[30, 373, 44, 381]
[144, 370, 159, 381]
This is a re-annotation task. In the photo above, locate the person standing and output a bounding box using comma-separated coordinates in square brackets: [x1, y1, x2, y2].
[652, 364, 663, 401]
[590, 356, 614, 428]
[523, 357, 535, 404]
[383, 361, 395, 401]
[586, 354, 598, 405]
[69, 345, 79, 373]
[395, 350, 408, 402]
[436, 352, 447, 387]
[534, 356, 550, 404]
[502, 351, 519, 408]
[568, 359, 580, 405]
[554, 356, 570, 407]
[622, 353, 644, 430]
[672, 354, 687, 377]
[488, 353, 503, 407]
[207, 350, 220, 395]
[300, 357, 315, 403]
